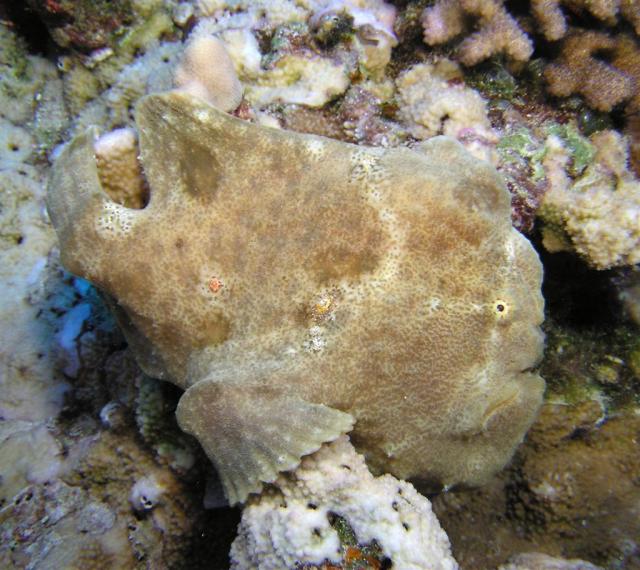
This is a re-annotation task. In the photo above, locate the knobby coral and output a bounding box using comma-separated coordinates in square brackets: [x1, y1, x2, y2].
[174, 35, 244, 111]
[231, 436, 458, 570]
[395, 59, 498, 162]
[540, 129, 640, 269]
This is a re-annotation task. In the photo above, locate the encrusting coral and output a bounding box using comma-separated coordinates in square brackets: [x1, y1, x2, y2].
[230, 436, 458, 570]
[0, 118, 33, 167]
[395, 59, 498, 163]
[186, 0, 398, 111]
[47, 84, 545, 506]
[420, 0, 533, 66]
[539, 129, 640, 269]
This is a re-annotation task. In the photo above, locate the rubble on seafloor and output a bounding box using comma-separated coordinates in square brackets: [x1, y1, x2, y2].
[0, 0, 638, 568]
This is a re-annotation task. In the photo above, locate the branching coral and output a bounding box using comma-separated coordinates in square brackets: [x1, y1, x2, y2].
[230, 436, 458, 570]
[531, 0, 640, 40]
[418, 0, 640, 120]
[610, 34, 640, 115]
[420, 0, 533, 66]
[422, 0, 640, 49]
[544, 31, 637, 113]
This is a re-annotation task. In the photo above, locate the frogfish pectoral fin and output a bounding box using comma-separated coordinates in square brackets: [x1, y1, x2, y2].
[175, 378, 354, 505]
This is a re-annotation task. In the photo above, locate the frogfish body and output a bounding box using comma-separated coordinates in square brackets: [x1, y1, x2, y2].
[47, 92, 544, 504]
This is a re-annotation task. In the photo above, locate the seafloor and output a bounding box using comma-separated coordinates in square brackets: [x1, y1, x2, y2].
[0, 0, 638, 569]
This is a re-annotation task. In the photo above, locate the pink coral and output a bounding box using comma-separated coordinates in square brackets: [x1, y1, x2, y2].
[531, 0, 640, 40]
[544, 31, 634, 112]
[421, 0, 533, 66]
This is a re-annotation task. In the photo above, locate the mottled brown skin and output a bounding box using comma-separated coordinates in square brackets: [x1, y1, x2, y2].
[47, 92, 545, 504]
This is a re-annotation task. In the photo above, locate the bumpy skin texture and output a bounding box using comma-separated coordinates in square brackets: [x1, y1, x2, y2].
[47, 92, 545, 504]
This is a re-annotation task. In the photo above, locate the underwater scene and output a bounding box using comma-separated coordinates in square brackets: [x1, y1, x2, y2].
[0, 0, 639, 568]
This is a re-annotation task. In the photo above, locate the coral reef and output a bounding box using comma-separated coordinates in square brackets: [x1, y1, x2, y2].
[494, 126, 548, 233]
[0, 24, 69, 153]
[134, 376, 197, 472]
[421, 0, 640, 59]
[336, 84, 401, 146]
[0, 428, 209, 568]
[231, 436, 458, 570]
[419, 0, 640, 118]
[69, 40, 182, 135]
[190, 0, 399, 112]
[41, 0, 182, 138]
[0, 119, 34, 167]
[610, 34, 640, 115]
[26, 0, 136, 51]
[433, 402, 640, 569]
[247, 51, 351, 108]
[1, 0, 639, 567]
[539, 129, 640, 269]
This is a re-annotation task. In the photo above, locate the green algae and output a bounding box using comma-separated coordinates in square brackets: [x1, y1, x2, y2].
[466, 60, 519, 101]
[497, 127, 546, 180]
[545, 123, 595, 178]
